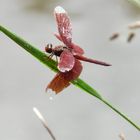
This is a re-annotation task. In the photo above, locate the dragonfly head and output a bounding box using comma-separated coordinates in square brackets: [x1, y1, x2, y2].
[45, 44, 53, 54]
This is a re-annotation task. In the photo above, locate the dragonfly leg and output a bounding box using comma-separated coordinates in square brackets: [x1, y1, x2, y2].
[46, 53, 54, 60]
[55, 55, 58, 63]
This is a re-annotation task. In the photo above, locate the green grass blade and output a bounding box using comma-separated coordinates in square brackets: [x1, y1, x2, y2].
[101, 98, 140, 131]
[72, 78, 102, 99]
[0, 25, 57, 72]
[0, 25, 140, 131]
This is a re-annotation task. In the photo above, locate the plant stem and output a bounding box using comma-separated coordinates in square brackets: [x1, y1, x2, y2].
[75, 78, 140, 131]
[0, 25, 58, 72]
[33, 107, 56, 140]
[100, 98, 140, 131]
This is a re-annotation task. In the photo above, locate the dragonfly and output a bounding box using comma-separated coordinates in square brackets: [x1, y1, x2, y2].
[45, 6, 111, 94]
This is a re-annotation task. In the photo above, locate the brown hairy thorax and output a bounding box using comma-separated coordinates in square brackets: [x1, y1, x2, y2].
[45, 44, 69, 57]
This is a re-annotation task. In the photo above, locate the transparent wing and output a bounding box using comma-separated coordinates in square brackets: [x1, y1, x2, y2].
[54, 6, 72, 46]
[58, 49, 75, 72]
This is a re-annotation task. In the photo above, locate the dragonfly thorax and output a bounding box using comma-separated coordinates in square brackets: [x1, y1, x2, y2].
[45, 44, 68, 56]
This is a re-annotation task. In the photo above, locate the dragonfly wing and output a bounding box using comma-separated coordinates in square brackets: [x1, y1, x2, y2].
[54, 6, 72, 46]
[54, 33, 63, 42]
[63, 59, 83, 81]
[58, 49, 75, 72]
[46, 73, 70, 94]
[54, 34, 84, 55]
[46, 59, 82, 94]
[71, 43, 84, 55]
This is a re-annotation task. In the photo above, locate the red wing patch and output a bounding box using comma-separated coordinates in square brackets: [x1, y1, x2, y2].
[54, 6, 72, 46]
[46, 73, 70, 94]
[54, 33, 63, 42]
[54, 34, 84, 55]
[46, 59, 82, 94]
[63, 59, 83, 81]
[71, 43, 84, 55]
[58, 49, 75, 72]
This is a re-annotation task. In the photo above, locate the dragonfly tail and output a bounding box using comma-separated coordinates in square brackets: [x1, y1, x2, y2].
[75, 55, 111, 66]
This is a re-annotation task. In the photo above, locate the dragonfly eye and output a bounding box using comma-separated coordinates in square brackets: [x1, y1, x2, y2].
[47, 43, 53, 48]
[45, 44, 53, 53]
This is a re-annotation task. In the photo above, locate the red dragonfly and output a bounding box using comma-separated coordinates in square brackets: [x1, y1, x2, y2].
[45, 6, 111, 94]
